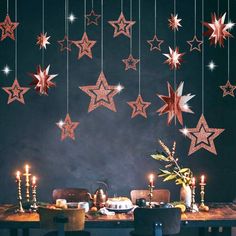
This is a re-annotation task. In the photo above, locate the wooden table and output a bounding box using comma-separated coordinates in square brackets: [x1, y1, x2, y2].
[0, 203, 236, 236]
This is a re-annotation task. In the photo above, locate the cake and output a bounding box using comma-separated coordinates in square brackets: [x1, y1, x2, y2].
[105, 197, 133, 210]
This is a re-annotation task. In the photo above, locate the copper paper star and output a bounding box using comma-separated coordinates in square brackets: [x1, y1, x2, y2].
[147, 35, 164, 51]
[180, 114, 224, 155]
[127, 95, 151, 118]
[203, 13, 234, 47]
[29, 65, 58, 95]
[2, 79, 29, 104]
[220, 80, 236, 97]
[108, 12, 135, 38]
[56, 113, 79, 141]
[80, 71, 119, 112]
[73, 32, 96, 59]
[86, 9, 101, 26]
[163, 47, 185, 70]
[187, 35, 203, 52]
[122, 54, 140, 71]
[57, 35, 73, 52]
[36, 32, 50, 49]
[157, 82, 195, 125]
[168, 14, 182, 31]
[0, 14, 19, 41]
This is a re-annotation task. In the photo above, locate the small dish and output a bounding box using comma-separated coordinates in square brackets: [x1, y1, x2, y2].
[106, 207, 134, 213]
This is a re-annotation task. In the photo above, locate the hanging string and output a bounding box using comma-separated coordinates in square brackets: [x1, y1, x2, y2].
[121, 0, 123, 13]
[138, 0, 141, 95]
[7, 0, 9, 14]
[84, 0, 87, 32]
[15, 0, 17, 79]
[174, 0, 177, 124]
[130, 0, 132, 54]
[228, 0, 230, 81]
[194, 0, 196, 36]
[101, 0, 104, 71]
[201, 0, 204, 114]
[66, 0, 69, 113]
[92, 0, 94, 9]
[154, 0, 157, 35]
[42, 0, 45, 68]
[217, 0, 220, 17]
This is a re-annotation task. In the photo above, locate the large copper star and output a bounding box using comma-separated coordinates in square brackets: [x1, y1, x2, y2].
[0, 14, 19, 41]
[220, 80, 236, 97]
[157, 82, 195, 125]
[108, 12, 135, 38]
[2, 79, 30, 104]
[36, 32, 50, 49]
[127, 94, 151, 118]
[203, 13, 234, 47]
[147, 35, 164, 51]
[163, 47, 185, 70]
[180, 114, 225, 155]
[56, 113, 79, 141]
[187, 35, 203, 52]
[57, 35, 73, 52]
[80, 71, 119, 112]
[122, 54, 140, 71]
[73, 32, 96, 59]
[29, 65, 58, 95]
[86, 9, 101, 26]
[168, 14, 182, 31]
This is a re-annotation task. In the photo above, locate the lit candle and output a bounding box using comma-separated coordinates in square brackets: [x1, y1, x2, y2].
[32, 176, 37, 187]
[16, 171, 21, 181]
[201, 175, 205, 184]
[192, 177, 196, 186]
[25, 164, 29, 174]
[149, 174, 154, 186]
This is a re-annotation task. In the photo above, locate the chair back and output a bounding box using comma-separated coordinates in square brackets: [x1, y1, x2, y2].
[52, 188, 90, 203]
[130, 189, 170, 204]
[133, 208, 181, 235]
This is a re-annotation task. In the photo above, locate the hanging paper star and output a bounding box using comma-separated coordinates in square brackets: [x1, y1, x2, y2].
[147, 35, 164, 51]
[29, 65, 58, 95]
[36, 32, 50, 49]
[57, 35, 73, 52]
[86, 10, 101, 26]
[157, 82, 195, 125]
[0, 14, 19, 41]
[2, 79, 29, 104]
[220, 80, 236, 97]
[163, 47, 185, 70]
[108, 12, 135, 38]
[187, 35, 203, 52]
[56, 113, 79, 141]
[180, 114, 224, 155]
[73, 32, 96, 59]
[203, 13, 235, 47]
[122, 54, 140, 71]
[79, 71, 119, 112]
[127, 94, 151, 118]
[168, 14, 182, 31]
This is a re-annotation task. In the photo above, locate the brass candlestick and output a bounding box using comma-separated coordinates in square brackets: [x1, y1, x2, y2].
[23, 166, 31, 203]
[31, 184, 38, 211]
[148, 184, 155, 208]
[199, 183, 209, 211]
[16, 173, 24, 213]
[190, 185, 198, 212]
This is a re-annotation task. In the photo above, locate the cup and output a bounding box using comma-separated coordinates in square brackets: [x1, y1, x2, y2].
[56, 199, 67, 208]
[136, 198, 146, 207]
[78, 202, 89, 212]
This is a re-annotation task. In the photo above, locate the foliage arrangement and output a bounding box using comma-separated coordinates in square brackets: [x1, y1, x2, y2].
[151, 140, 193, 187]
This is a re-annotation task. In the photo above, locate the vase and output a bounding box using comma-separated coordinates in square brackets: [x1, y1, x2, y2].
[180, 185, 192, 208]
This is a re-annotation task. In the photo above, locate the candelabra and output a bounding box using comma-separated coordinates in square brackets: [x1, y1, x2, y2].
[16, 177, 24, 213]
[31, 183, 38, 211]
[148, 183, 155, 208]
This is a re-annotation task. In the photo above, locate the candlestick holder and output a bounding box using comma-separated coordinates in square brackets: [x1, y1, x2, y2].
[23, 172, 31, 203]
[31, 184, 38, 211]
[148, 184, 155, 208]
[16, 179, 24, 213]
[190, 185, 198, 212]
[199, 183, 209, 211]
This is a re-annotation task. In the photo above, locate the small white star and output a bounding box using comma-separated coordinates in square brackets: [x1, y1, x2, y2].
[180, 127, 189, 136]
[2, 65, 12, 76]
[207, 60, 217, 71]
[116, 83, 124, 93]
[68, 13, 77, 23]
[228, 21, 235, 30]
[57, 120, 65, 128]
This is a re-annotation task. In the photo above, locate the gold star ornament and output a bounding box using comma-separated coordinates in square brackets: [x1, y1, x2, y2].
[122, 54, 140, 71]
[220, 80, 236, 97]
[0, 14, 19, 41]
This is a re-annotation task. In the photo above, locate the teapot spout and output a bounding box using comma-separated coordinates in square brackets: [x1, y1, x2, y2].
[87, 192, 93, 200]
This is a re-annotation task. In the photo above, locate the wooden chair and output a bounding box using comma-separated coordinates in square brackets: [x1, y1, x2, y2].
[130, 189, 170, 204]
[130, 208, 181, 236]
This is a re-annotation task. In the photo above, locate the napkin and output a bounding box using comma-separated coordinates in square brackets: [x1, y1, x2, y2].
[98, 207, 115, 215]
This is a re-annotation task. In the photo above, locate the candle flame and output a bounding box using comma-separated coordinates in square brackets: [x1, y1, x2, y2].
[32, 176, 37, 185]
[16, 171, 21, 180]
[201, 175, 205, 184]
[25, 164, 29, 174]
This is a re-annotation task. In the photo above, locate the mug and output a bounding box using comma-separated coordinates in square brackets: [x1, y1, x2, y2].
[56, 199, 67, 208]
[136, 198, 146, 207]
[78, 202, 89, 212]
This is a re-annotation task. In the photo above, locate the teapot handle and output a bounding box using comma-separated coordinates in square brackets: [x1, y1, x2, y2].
[96, 181, 108, 191]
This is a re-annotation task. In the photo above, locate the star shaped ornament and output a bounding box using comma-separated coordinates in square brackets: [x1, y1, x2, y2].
[168, 14, 182, 31]
[0, 14, 19, 41]
[157, 82, 195, 125]
[220, 80, 236, 97]
[163, 47, 185, 70]
[36, 32, 50, 49]
[2, 79, 30, 104]
[73, 32, 96, 59]
[147, 35, 164, 51]
[29, 65, 58, 95]
[187, 35, 203, 52]
[56, 113, 79, 141]
[203, 13, 235, 47]
[108, 12, 135, 38]
[122, 54, 140, 71]
[127, 94, 151, 118]
[58, 35, 73, 51]
[86, 10, 101, 26]
[180, 114, 224, 155]
[80, 71, 119, 112]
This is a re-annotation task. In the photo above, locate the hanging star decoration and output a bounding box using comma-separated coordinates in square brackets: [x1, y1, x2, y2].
[2, 79, 29, 104]
[56, 114, 79, 141]
[58, 35, 73, 51]
[187, 35, 203, 52]
[86, 9, 101, 26]
[29, 65, 58, 95]
[147, 35, 164, 51]
[122, 54, 140, 71]
[220, 80, 236, 97]
[203, 13, 235, 47]
[80, 71, 119, 112]
[73, 32, 96, 59]
[168, 14, 182, 31]
[0, 14, 19, 41]
[36, 32, 50, 49]
[180, 114, 224, 155]
[108, 12, 135, 38]
[127, 94, 151, 118]
[157, 82, 195, 125]
[163, 47, 185, 70]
